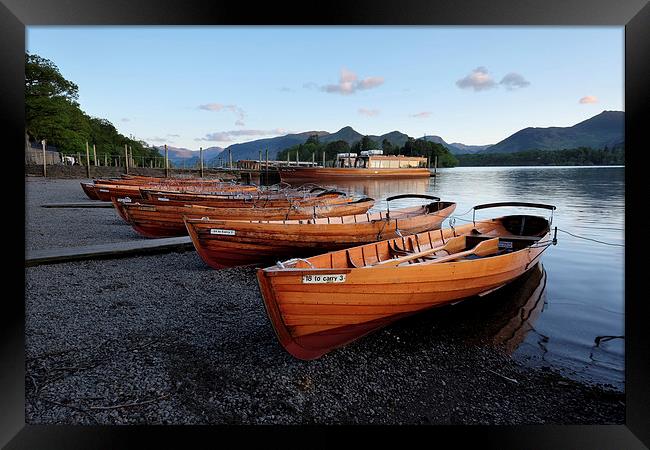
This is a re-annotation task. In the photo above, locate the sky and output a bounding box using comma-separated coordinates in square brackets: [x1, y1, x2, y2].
[27, 26, 624, 150]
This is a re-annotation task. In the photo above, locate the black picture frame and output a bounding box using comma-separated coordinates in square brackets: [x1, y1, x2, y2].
[3, 0, 648, 447]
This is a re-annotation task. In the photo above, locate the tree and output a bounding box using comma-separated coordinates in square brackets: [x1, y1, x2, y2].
[381, 138, 396, 155]
[25, 52, 160, 159]
[25, 53, 79, 102]
[305, 134, 320, 145]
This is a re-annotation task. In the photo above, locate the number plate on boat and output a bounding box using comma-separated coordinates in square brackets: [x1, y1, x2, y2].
[498, 241, 513, 249]
[157, 197, 170, 201]
[210, 228, 235, 236]
[302, 274, 346, 284]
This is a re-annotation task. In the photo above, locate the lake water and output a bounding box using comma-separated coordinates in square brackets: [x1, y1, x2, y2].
[293, 166, 625, 390]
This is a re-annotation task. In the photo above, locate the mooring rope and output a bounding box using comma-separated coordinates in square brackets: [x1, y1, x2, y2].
[444, 215, 624, 247]
[555, 228, 625, 247]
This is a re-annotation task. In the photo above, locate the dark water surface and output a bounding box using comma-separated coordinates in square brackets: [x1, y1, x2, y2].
[297, 166, 625, 390]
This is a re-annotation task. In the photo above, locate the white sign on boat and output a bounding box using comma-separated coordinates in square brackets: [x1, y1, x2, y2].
[210, 229, 236, 236]
[302, 274, 346, 284]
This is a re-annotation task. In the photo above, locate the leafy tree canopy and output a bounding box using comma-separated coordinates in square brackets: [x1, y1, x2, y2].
[456, 146, 624, 166]
[25, 52, 158, 159]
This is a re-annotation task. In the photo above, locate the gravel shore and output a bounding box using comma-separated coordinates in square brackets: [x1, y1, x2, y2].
[25, 177, 624, 424]
[25, 177, 150, 250]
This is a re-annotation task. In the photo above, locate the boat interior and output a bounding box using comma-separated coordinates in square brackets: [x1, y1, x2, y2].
[283, 214, 550, 270]
[189, 201, 455, 226]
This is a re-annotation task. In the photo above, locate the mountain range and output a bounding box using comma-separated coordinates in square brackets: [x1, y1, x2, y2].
[484, 110, 623, 154]
[155, 111, 623, 164]
[153, 145, 223, 166]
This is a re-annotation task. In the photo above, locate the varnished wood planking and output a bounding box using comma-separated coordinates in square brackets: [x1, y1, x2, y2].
[257, 212, 554, 359]
[184, 202, 456, 268]
[122, 198, 376, 237]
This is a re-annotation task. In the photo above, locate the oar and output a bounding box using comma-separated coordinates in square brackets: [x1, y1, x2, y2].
[414, 237, 500, 265]
[374, 235, 468, 267]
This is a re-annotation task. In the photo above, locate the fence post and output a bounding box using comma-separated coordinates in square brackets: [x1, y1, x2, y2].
[124, 144, 129, 174]
[434, 155, 438, 176]
[312, 151, 315, 166]
[41, 139, 47, 177]
[93, 144, 97, 166]
[200, 147, 204, 178]
[104, 153, 108, 167]
[322, 151, 325, 167]
[85, 142, 91, 178]
[265, 148, 269, 182]
[229, 148, 233, 169]
[165, 144, 169, 177]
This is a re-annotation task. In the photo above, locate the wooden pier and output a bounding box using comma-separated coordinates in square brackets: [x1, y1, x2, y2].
[25, 237, 193, 267]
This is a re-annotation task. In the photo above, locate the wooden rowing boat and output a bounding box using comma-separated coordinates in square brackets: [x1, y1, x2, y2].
[185, 194, 456, 268]
[81, 182, 100, 200]
[120, 197, 376, 238]
[138, 188, 351, 208]
[111, 189, 353, 223]
[90, 182, 259, 201]
[93, 175, 227, 185]
[256, 202, 557, 360]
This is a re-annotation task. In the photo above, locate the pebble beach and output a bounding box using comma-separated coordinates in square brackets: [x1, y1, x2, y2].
[24, 177, 624, 425]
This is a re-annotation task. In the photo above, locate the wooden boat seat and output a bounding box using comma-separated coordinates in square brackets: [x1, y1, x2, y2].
[470, 233, 542, 242]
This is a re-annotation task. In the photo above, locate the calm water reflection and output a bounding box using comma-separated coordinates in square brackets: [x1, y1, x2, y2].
[291, 166, 625, 390]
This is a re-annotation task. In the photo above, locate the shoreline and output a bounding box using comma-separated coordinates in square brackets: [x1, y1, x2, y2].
[24, 178, 624, 424]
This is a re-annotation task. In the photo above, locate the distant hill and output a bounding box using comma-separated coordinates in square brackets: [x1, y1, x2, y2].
[449, 142, 493, 154]
[197, 110, 623, 163]
[485, 111, 624, 154]
[215, 131, 329, 163]
[319, 126, 361, 145]
[372, 130, 412, 148]
[422, 135, 491, 154]
[217, 127, 433, 163]
[155, 145, 224, 166]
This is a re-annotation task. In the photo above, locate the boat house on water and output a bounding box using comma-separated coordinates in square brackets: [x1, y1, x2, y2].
[335, 150, 428, 169]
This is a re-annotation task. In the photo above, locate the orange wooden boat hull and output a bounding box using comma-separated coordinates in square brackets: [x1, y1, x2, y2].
[121, 198, 375, 238]
[139, 190, 351, 209]
[256, 214, 553, 360]
[81, 182, 100, 200]
[184, 202, 456, 268]
[92, 183, 258, 201]
[112, 194, 360, 226]
[279, 167, 431, 181]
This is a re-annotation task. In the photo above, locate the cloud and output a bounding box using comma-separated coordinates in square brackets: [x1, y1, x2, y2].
[500, 72, 530, 90]
[235, 119, 245, 126]
[198, 103, 246, 125]
[314, 68, 385, 95]
[358, 108, 380, 117]
[120, 118, 130, 122]
[358, 77, 384, 90]
[579, 95, 598, 104]
[410, 111, 432, 119]
[456, 67, 497, 91]
[195, 128, 289, 143]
